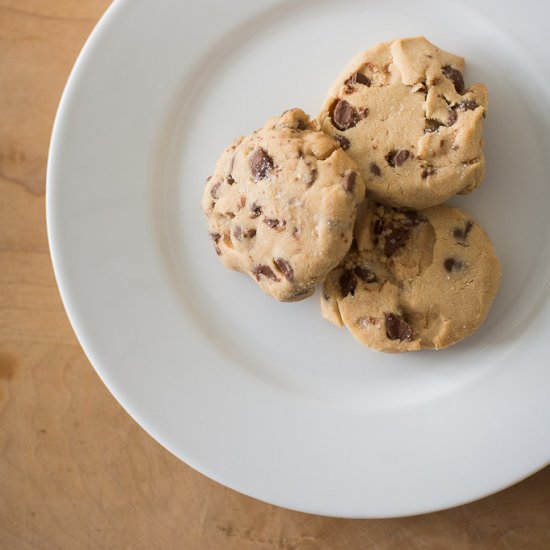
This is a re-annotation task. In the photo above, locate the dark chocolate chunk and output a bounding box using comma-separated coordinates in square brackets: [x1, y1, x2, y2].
[373, 219, 384, 235]
[425, 119, 444, 133]
[339, 270, 357, 297]
[334, 134, 351, 150]
[453, 220, 474, 241]
[330, 100, 362, 131]
[342, 171, 357, 193]
[370, 163, 382, 176]
[457, 100, 478, 111]
[443, 257, 463, 272]
[274, 258, 295, 282]
[295, 118, 307, 130]
[386, 149, 411, 167]
[249, 148, 274, 181]
[308, 168, 318, 186]
[385, 313, 415, 341]
[354, 265, 377, 283]
[447, 109, 458, 126]
[243, 229, 256, 239]
[442, 65, 465, 94]
[252, 265, 279, 282]
[384, 227, 410, 257]
[250, 203, 263, 218]
[402, 209, 423, 223]
[421, 166, 436, 179]
[263, 217, 281, 229]
[345, 72, 372, 87]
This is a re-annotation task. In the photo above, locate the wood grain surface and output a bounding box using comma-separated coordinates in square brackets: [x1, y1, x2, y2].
[1, 1, 549, 548]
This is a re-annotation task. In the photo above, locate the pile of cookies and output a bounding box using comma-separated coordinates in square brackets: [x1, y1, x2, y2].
[202, 36, 500, 352]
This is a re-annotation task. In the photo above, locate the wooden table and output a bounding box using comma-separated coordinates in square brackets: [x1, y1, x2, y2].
[1, 1, 549, 548]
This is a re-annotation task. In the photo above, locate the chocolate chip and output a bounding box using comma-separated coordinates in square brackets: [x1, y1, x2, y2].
[402, 209, 423, 223]
[263, 217, 281, 229]
[354, 265, 377, 283]
[233, 226, 242, 241]
[226, 175, 235, 185]
[442, 65, 465, 94]
[298, 149, 305, 159]
[443, 257, 463, 272]
[342, 171, 357, 193]
[425, 119, 444, 133]
[334, 135, 351, 150]
[370, 163, 382, 176]
[457, 100, 478, 111]
[339, 270, 357, 297]
[252, 265, 279, 282]
[210, 232, 222, 255]
[249, 148, 274, 181]
[373, 219, 384, 235]
[421, 166, 436, 179]
[385, 313, 415, 342]
[386, 150, 411, 167]
[345, 72, 372, 87]
[447, 109, 458, 126]
[274, 258, 295, 282]
[330, 100, 362, 131]
[384, 227, 410, 257]
[250, 203, 263, 218]
[295, 119, 307, 130]
[453, 220, 473, 241]
[210, 181, 222, 199]
[244, 229, 256, 239]
[307, 168, 318, 186]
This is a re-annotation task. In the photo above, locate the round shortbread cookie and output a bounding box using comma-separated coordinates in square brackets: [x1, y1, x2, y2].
[321, 203, 500, 352]
[317, 36, 488, 209]
[202, 108, 366, 301]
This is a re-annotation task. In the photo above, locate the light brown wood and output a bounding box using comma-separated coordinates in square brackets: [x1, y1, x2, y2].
[1, 2, 549, 548]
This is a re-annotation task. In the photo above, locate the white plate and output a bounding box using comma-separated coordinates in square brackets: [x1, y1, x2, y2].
[47, 0, 550, 518]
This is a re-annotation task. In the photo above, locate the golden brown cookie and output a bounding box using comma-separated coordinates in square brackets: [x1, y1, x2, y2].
[321, 203, 500, 352]
[317, 36, 488, 209]
[202, 109, 366, 301]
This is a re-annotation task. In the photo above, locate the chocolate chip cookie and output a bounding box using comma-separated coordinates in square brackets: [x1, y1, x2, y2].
[321, 203, 500, 352]
[317, 36, 488, 209]
[202, 108, 366, 301]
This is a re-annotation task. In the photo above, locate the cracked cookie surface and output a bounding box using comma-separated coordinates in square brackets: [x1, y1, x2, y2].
[317, 36, 488, 209]
[202, 108, 366, 301]
[321, 203, 500, 352]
